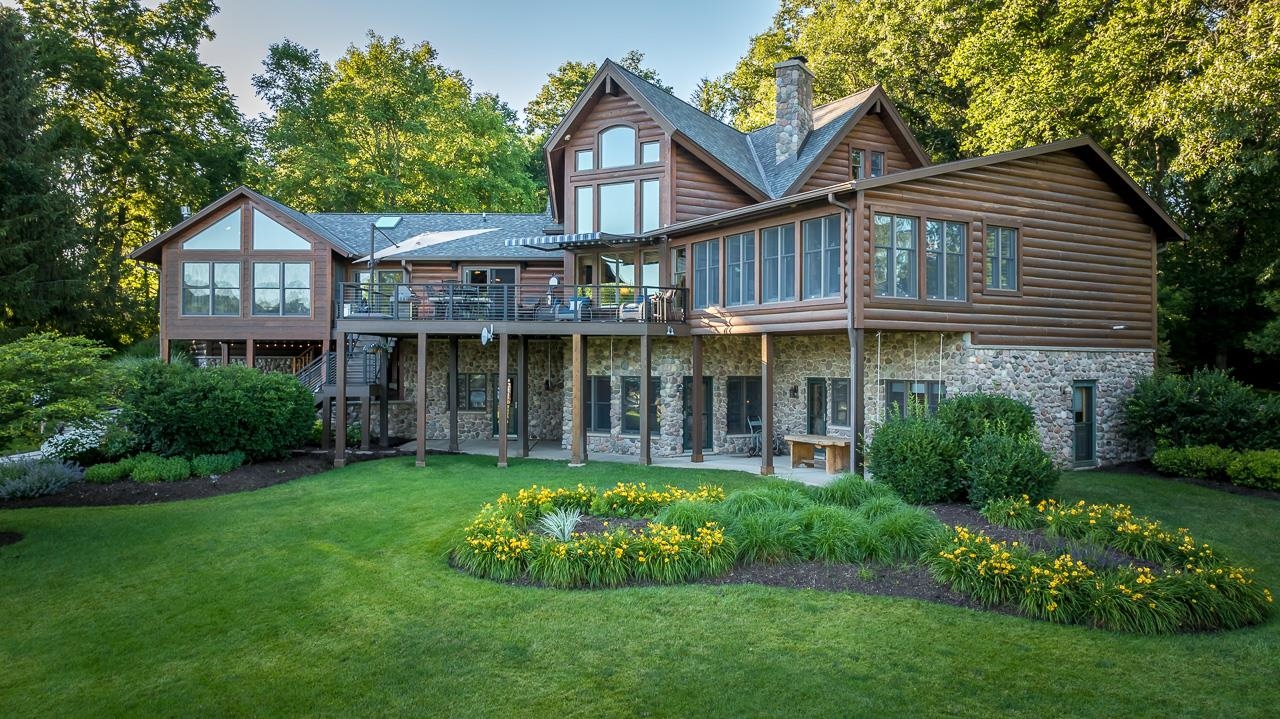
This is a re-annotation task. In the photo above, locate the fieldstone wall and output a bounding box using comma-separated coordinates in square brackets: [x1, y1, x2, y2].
[774, 58, 814, 164]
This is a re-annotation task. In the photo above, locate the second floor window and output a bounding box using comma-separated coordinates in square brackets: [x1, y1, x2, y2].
[575, 149, 594, 171]
[692, 238, 720, 309]
[182, 262, 240, 316]
[599, 182, 635, 234]
[850, 149, 865, 180]
[253, 262, 311, 316]
[761, 223, 796, 303]
[874, 214, 918, 298]
[802, 214, 841, 299]
[925, 220, 967, 301]
[575, 180, 661, 235]
[986, 226, 1019, 291]
[870, 151, 886, 177]
[725, 232, 755, 306]
[575, 186, 593, 234]
[600, 126, 637, 168]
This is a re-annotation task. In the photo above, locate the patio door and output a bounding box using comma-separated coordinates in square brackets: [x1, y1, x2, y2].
[681, 376, 713, 452]
[490, 372, 518, 437]
[807, 378, 827, 435]
[1072, 382, 1095, 465]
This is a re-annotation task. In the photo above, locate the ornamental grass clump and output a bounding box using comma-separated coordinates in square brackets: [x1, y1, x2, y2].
[812, 473, 899, 509]
[854, 495, 906, 522]
[795, 505, 872, 564]
[731, 509, 804, 564]
[871, 505, 944, 562]
[718, 483, 813, 520]
[654, 499, 724, 534]
[0, 458, 82, 500]
[537, 507, 583, 542]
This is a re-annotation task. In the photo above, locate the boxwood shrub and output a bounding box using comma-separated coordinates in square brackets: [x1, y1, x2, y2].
[1226, 450, 1280, 490]
[1151, 445, 1238, 483]
[963, 432, 1058, 507]
[1124, 369, 1280, 451]
[935, 393, 1036, 441]
[867, 414, 963, 503]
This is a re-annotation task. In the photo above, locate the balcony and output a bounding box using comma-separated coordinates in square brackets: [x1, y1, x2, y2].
[337, 282, 687, 325]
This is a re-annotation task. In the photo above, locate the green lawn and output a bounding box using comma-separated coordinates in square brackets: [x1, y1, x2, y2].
[1, 456, 1276, 718]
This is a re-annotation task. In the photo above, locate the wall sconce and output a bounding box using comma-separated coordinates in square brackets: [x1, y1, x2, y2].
[665, 325, 675, 337]
[789, 385, 799, 399]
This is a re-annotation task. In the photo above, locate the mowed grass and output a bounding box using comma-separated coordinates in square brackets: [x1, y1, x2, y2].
[0, 456, 1277, 718]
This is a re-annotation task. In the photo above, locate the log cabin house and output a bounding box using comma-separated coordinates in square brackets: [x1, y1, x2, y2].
[131, 56, 1184, 472]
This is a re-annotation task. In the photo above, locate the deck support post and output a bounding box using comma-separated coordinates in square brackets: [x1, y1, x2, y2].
[761, 333, 775, 476]
[518, 336, 530, 458]
[852, 328, 865, 472]
[320, 395, 332, 451]
[220, 341, 229, 367]
[334, 332, 347, 467]
[245, 339, 255, 371]
[416, 332, 427, 467]
[691, 335, 704, 463]
[360, 394, 371, 451]
[320, 337, 330, 383]
[570, 333, 586, 466]
[639, 333, 652, 466]
[448, 337, 460, 453]
[497, 332, 510, 468]
[378, 346, 390, 449]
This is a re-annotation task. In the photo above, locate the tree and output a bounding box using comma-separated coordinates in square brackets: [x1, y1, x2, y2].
[19, 0, 249, 348]
[251, 33, 541, 213]
[0, 333, 113, 448]
[523, 50, 672, 140]
[0, 8, 87, 342]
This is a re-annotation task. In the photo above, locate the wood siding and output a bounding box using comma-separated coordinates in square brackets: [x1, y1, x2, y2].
[859, 150, 1156, 349]
[801, 111, 920, 192]
[672, 144, 757, 222]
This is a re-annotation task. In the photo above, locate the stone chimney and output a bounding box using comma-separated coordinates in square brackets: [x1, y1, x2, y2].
[774, 56, 814, 164]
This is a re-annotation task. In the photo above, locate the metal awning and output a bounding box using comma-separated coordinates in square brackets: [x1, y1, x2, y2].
[503, 231, 658, 251]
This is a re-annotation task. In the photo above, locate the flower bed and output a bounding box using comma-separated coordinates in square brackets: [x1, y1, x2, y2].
[925, 496, 1274, 633]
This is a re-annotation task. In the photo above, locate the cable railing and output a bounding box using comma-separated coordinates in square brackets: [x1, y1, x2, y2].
[338, 282, 688, 323]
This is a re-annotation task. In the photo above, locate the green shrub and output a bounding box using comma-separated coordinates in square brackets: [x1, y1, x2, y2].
[812, 473, 899, 508]
[871, 506, 944, 562]
[654, 500, 724, 534]
[129, 455, 191, 483]
[730, 509, 804, 564]
[963, 432, 1059, 507]
[0, 458, 82, 500]
[867, 414, 964, 504]
[190, 452, 247, 478]
[1124, 369, 1278, 451]
[0, 333, 115, 448]
[1226, 450, 1280, 490]
[83, 460, 131, 484]
[1151, 445, 1238, 482]
[123, 361, 314, 461]
[936, 393, 1036, 442]
[308, 420, 361, 448]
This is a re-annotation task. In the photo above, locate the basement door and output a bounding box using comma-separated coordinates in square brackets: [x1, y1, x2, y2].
[490, 372, 518, 438]
[1072, 381, 1096, 465]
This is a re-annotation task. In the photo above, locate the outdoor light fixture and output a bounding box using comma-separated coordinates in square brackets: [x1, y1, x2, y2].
[666, 325, 675, 336]
[789, 385, 799, 399]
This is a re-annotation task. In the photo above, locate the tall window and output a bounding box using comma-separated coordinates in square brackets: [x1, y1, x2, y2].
[599, 182, 635, 234]
[725, 232, 756, 307]
[575, 186, 593, 234]
[182, 262, 240, 315]
[986, 226, 1018, 291]
[586, 376, 611, 432]
[621, 376, 660, 435]
[253, 262, 311, 316]
[925, 220, 967, 301]
[692, 239, 720, 309]
[761, 223, 796, 303]
[870, 151, 886, 177]
[884, 380, 945, 419]
[802, 214, 841, 299]
[457, 373, 487, 411]
[850, 149, 865, 180]
[726, 376, 762, 434]
[641, 179, 660, 232]
[599, 126, 637, 168]
[874, 214, 918, 298]
[831, 378, 851, 426]
[671, 247, 686, 289]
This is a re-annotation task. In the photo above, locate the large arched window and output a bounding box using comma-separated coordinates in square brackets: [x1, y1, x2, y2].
[599, 125, 637, 168]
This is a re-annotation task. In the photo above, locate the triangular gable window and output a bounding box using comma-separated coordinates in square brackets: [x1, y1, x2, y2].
[182, 208, 241, 250]
[253, 209, 311, 250]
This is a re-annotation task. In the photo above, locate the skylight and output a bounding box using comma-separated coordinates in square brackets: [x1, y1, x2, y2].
[374, 216, 402, 229]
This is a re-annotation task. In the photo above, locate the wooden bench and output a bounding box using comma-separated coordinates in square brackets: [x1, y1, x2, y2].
[785, 434, 852, 475]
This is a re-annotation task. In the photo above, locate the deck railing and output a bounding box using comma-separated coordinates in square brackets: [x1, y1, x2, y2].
[337, 282, 687, 324]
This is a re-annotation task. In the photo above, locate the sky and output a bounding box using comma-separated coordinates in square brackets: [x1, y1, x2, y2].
[198, 0, 780, 119]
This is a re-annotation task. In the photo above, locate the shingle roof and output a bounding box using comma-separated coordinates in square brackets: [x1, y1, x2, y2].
[306, 211, 558, 260]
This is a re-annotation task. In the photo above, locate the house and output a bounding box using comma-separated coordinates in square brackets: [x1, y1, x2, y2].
[130, 56, 1185, 472]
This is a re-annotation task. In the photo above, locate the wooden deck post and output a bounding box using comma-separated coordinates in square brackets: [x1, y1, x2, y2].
[639, 332, 652, 465]
[334, 332, 347, 468]
[448, 337, 460, 453]
[360, 394, 371, 450]
[761, 333, 775, 476]
[570, 333, 586, 466]
[245, 339, 255, 371]
[378, 346, 390, 449]
[497, 332, 510, 468]
[416, 332, 427, 467]
[852, 328, 865, 472]
[321, 337, 330, 383]
[220, 341, 229, 367]
[518, 335, 530, 458]
[691, 335, 704, 463]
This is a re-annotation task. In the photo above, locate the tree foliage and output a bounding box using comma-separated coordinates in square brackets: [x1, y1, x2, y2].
[0, 333, 114, 448]
[523, 50, 672, 141]
[251, 33, 541, 213]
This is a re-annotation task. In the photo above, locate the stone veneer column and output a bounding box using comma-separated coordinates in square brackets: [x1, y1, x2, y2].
[773, 57, 814, 164]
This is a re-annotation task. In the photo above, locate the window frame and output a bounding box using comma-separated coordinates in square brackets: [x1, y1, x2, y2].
[801, 214, 842, 300]
[725, 375, 762, 435]
[869, 151, 886, 177]
[182, 208, 242, 250]
[599, 125, 638, 169]
[692, 238, 721, 309]
[924, 218, 968, 302]
[850, 148, 866, 180]
[724, 231, 756, 307]
[831, 378, 851, 427]
[251, 261, 312, 317]
[873, 212, 920, 299]
[575, 149, 594, 172]
[640, 141, 660, 164]
[984, 223, 1021, 294]
[883, 379, 945, 420]
[760, 222, 797, 304]
[586, 375, 611, 433]
[181, 261, 241, 316]
[620, 376, 660, 435]
[456, 373, 488, 412]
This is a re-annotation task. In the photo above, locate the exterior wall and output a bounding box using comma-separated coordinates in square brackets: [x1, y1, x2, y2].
[800, 111, 920, 191]
[672, 144, 757, 222]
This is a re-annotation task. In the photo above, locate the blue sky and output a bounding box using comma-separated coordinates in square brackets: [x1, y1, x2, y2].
[199, 0, 779, 119]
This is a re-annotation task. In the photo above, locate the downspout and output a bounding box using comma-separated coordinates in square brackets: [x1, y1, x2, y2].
[828, 191, 864, 470]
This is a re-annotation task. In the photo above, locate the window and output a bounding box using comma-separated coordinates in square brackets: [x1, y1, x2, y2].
[831, 378, 851, 426]
[641, 179, 660, 232]
[621, 376, 660, 435]
[726, 376, 762, 435]
[873, 214, 918, 298]
[870, 151, 886, 177]
[599, 126, 637, 168]
[850, 148, 865, 180]
[671, 247, 686, 289]
[802, 214, 841, 299]
[182, 208, 240, 250]
[641, 141, 660, 164]
[883, 380, 945, 419]
[985, 225, 1018, 291]
[761, 223, 796, 303]
[252, 262, 311, 315]
[354, 269, 405, 308]
[725, 232, 755, 307]
[182, 262, 240, 315]
[575, 149, 594, 171]
[457, 373, 487, 411]
[641, 250, 660, 289]
[598, 182, 636, 234]
[692, 239, 720, 309]
[586, 375, 611, 432]
[925, 220, 967, 301]
[598, 253, 635, 285]
[574, 186, 593, 234]
[252, 210, 310, 250]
